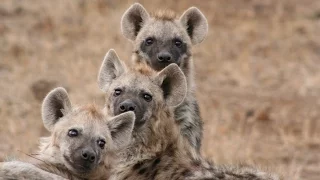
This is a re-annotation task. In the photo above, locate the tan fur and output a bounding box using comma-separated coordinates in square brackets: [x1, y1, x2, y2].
[132, 62, 156, 76]
[151, 10, 177, 21]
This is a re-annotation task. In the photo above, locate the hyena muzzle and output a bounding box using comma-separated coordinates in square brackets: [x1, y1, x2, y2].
[0, 87, 135, 180]
[121, 3, 208, 151]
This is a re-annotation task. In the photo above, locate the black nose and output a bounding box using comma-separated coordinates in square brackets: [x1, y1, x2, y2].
[119, 100, 136, 112]
[157, 52, 172, 62]
[81, 149, 96, 163]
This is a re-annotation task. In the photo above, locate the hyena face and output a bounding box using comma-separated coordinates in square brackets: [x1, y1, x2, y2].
[98, 49, 187, 129]
[41, 87, 135, 175]
[121, 3, 208, 71]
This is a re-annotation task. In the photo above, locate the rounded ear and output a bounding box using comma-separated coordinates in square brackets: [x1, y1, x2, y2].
[180, 7, 208, 45]
[98, 49, 126, 91]
[121, 3, 150, 40]
[107, 111, 135, 149]
[156, 64, 187, 107]
[41, 87, 72, 132]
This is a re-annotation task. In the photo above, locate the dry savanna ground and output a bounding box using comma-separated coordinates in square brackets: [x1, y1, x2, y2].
[1, 0, 320, 179]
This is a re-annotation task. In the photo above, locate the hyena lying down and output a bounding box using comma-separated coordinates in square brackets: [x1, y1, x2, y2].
[121, 3, 208, 151]
[98, 49, 280, 180]
[0, 87, 135, 180]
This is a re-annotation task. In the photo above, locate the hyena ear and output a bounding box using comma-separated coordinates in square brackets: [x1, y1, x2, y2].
[98, 49, 126, 91]
[42, 87, 72, 132]
[121, 3, 150, 40]
[107, 111, 135, 149]
[180, 7, 208, 45]
[156, 64, 187, 107]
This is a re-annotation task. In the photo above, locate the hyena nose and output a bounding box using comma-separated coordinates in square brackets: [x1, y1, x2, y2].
[81, 150, 96, 163]
[157, 52, 172, 62]
[119, 100, 136, 112]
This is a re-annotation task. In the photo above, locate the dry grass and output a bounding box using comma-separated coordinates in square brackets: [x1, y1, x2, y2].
[1, 0, 320, 179]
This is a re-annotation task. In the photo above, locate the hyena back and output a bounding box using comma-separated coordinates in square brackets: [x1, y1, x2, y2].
[0, 87, 135, 180]
[121, 3, 208, 151]
[98, 49, 279, 180]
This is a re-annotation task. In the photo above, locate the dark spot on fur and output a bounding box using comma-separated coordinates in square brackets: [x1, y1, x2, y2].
[192, 159, 201, 167]
[132, 161, 143, 170]
[138, 167, 147, 175]
[181, 169, 192, 177]
[152, 157, 161, 168]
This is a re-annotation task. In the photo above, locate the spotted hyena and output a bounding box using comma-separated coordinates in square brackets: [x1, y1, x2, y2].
[98, 49, 279, 180]
[121, 3, 208, 151]
[0, 87, 135, 180]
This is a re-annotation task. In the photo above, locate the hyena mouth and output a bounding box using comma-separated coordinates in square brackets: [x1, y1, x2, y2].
[63, 154, 95, 174]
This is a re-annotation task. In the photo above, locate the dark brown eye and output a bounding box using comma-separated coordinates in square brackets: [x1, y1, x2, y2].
[143, 93, 152, 102]
[145, 38, 154, 46]
[174, 39, 182, 47]
[114, 89, 122, 96]
[68, 129, 78, 137]
[97, 140, 105, 149]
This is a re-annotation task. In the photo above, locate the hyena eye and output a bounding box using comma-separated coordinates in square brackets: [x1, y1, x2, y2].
[145, 37, 154, 46]
[143, 93, 152, 102]
[68, 129, 78, 137]
[97, 140, 106, 149]
[174, 39, 182, 47]
[114, 89, 122, 96]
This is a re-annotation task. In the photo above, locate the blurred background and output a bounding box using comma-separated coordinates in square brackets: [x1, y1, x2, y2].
[1, 0, 320, 179]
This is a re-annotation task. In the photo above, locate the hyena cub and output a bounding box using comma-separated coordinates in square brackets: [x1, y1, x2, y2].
[0, 87, 135, 180]
[121, 3, 208, 151]
[98, 50, 279, 180]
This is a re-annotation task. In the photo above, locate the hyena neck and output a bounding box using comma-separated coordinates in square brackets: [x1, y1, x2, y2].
[132, 52, 195, 93]
[30, 137, 75, 179]
[120, 104, 200, 166]
[112, 105, 209, 179]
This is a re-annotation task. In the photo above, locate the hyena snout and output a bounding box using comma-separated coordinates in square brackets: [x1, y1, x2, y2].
[114, 98, 146, 126]
[119, 100, 136, 112]
[71, 147, 99, 171]
[81, 148, 96, 163]
[157, 51, 172, 63]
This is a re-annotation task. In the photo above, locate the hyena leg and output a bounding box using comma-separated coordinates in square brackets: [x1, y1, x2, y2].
[0, 161, 67, 180]
[175, 98, 203, 151]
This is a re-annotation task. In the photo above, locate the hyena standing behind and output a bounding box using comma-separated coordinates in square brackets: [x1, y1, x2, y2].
[98, 49, 279, 180]
[121, 3, 208, 151]
[0, 87, 135, 180]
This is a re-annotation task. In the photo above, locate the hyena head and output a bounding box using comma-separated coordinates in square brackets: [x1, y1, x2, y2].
[98, 49, 187, 134]
[121, 3, 208, 71]
[41, 87, 135, 175]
